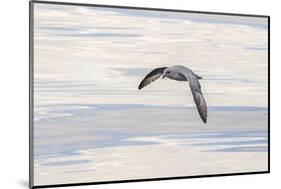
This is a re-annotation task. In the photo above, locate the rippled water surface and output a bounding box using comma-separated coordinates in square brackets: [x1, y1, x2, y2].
[33, 3, 268, 186]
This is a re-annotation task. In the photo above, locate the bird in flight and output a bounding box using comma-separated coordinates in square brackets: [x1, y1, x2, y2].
[138, 65, 207, 123]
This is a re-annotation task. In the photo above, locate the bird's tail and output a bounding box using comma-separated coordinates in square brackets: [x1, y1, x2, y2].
[195, 74, 202, 80]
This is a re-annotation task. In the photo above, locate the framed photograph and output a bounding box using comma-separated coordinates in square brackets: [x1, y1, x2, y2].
[29, 1, 270, 188]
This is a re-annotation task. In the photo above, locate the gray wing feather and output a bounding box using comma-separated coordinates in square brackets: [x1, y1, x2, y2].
[189, 77, 208, 123]
[138, 67, 167, 90]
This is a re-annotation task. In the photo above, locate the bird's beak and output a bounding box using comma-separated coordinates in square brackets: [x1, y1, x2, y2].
[162, 74, 166, 79]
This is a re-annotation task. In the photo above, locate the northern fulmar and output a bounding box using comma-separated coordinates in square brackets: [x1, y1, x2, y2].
[138, 65, 207, 123]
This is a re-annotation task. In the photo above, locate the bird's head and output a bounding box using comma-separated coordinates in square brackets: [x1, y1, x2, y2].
[162, 69, 172, 79]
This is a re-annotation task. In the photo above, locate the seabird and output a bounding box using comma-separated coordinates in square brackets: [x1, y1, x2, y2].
[138, 65, 207, 123]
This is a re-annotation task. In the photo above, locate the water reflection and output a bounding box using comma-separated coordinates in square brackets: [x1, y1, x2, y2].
[33, 3, 268, 184]
[34, 105, 268, 168]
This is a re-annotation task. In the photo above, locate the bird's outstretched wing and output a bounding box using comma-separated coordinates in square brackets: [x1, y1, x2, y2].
[184, 76, 208, 123]
[188, 76, 208, 123]
[138, 67, 167, 90]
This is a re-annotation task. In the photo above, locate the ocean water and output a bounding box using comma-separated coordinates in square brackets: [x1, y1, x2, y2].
[34, 105, 268, 185]
[33, 3, 268, 186]
[35, 104, 268, 158]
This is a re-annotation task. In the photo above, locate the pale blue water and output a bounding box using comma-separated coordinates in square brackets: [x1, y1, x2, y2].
[34, 104, 268, 165]
[33, 3, 268, 185]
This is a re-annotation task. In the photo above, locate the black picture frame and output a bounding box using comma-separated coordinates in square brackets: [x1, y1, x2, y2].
[29, 1, 270, 188]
